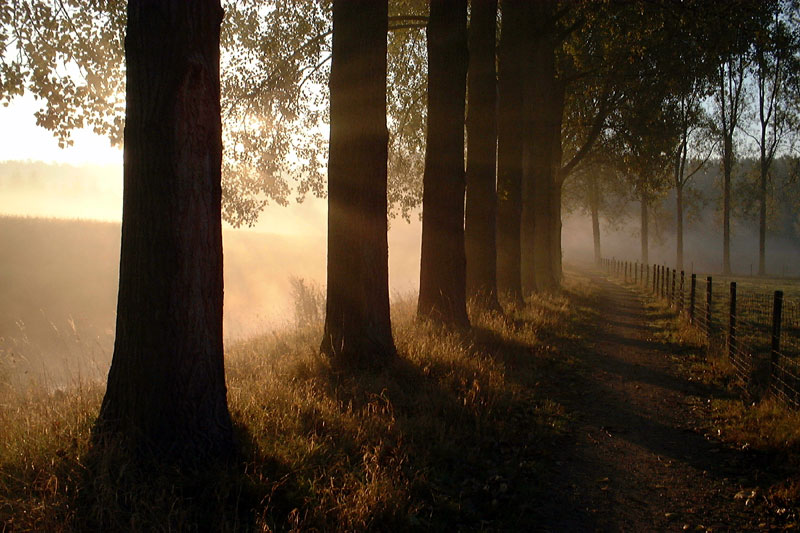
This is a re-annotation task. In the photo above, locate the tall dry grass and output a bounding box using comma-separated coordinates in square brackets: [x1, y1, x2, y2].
[0, 283, 581, 531]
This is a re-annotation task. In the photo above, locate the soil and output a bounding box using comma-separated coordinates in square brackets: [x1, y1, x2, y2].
[525, 269, 787, 532]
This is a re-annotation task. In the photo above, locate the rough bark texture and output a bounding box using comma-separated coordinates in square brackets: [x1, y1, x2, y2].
[95, 0, 233, 460]
[722, 137, 732, 275]
[465, 0, 501, 312]
[550, 79, 566, 283]
[676, 182, 684, 271]
[590, 174, 602, 264]
[521, 3, 558, 294]
[758, 148, 768, 276]
[496, 0, 525, 306]
[321, 0, 395, 366]
[418, 0, 470, 328]
[640, 193, 649, 265]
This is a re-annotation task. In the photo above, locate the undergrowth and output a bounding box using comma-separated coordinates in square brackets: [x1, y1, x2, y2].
[643, 286, 800, 518]
[0, 288, 579, 531]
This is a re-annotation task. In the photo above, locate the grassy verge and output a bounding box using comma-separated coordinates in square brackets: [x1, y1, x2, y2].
[640, 287, 800, 521]
[0, 287, 584, 531]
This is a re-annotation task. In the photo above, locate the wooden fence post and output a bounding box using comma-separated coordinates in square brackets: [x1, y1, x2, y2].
[771, 290, 784, 384]
[671, 268, 676, 306]
[729, 282, 736, 360]
[706, 276, 713, 339]
[653, 264, 657, 294]
[679, 271, 685, 313]
[690, 274, 696, 324]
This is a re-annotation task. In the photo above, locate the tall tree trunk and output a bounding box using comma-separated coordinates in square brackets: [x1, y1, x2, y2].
[589, 174, 601, 264]
[550, 79, 566, 283]
[465, 0, 501, 311]
[722, 135, 732, 274]
[95, 0, 233, 460]
[321, 0, 395, 366]
[496, 0, 525, 305]
[418, 0, 469, 328]
[641, 192, 649, 265]
[758, 146, 768, 276]
[676, 181, 684, 272]
[521, 4, 557, 292]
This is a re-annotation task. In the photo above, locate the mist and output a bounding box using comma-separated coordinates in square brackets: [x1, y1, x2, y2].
[0, 161, 424, 389]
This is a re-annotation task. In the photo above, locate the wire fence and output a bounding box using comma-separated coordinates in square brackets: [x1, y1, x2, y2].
[602, 258, 800, 411]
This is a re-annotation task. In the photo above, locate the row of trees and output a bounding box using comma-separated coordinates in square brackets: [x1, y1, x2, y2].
[2, 0, 798, 460]
[575, 0, 800, 275]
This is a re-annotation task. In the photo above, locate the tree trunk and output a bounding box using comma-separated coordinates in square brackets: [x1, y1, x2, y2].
[321, 0, 395, 366]
[95, 0, 233, 460]
[641, 192, 649, 265]
[550, 79, 566, 283]
[589, 174, 601, 264]
[495, 0, 525, 306]
[758, 147, 768, 276]
[465, 0, 501, 312]
[521, 4, 557, 293]
[676, 181, 684, 272]
[418, 0, 469, 328]
[722, 135, 733, 275]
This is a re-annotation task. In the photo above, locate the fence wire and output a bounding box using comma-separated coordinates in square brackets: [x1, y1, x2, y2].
[602, 258, 800, 411]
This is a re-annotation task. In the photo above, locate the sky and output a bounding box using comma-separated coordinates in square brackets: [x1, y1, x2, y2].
[0, 94, 123, 166]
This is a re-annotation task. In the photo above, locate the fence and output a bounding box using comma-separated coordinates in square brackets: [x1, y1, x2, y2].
[601, 258, 800, 410]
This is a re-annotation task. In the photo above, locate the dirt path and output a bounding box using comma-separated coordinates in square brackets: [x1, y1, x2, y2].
[532, 269, 776, 532]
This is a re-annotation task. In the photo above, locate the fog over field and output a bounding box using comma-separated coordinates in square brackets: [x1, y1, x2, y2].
[3, 160, 800, 388]
[0, 162, 425, 387]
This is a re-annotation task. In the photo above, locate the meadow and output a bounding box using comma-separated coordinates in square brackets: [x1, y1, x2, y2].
[0, 229, 581, 530]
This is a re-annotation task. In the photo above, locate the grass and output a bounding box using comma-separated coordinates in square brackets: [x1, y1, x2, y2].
[0, 288, 581, 531]
[636, 276, 800, 519]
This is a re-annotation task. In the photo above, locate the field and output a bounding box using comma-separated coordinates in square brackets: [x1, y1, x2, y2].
[4, 220, 800, 530]
[0, 215, 331, 390]
[0, 258, 578, 531]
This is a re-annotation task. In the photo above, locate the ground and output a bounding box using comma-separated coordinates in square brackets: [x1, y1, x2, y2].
[521, 268, 788, 531]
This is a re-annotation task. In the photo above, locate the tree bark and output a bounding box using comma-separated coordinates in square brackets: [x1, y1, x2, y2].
[676, 181, 684, 272]
[521, 3, 558, 293]
[95, 0, 233, 460]
[758, 134, 768, 276]
[722, 135, 732, 275]
[465, 0, 501, 312]
[418, 0, 470, 328]
[641, 192, 649, 265]
[550, 78, 566, 284]
[589, 174, 601, 264]
[321, 0, 396, 366]
[496, 0, 525, 306]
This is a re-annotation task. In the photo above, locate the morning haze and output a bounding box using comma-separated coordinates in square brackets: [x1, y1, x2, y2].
[2, 0, 800, 530]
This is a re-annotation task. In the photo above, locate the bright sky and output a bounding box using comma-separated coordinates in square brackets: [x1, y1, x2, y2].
[0, 94, 122, 166]
[0, 94, 331, 234]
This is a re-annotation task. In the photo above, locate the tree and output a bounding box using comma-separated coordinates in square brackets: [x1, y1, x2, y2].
[464, 0, 500, 312]
[417, 0, 469, 328]
[746, 3, 800, 275]
[671, 86, 714, 271]
[520, 1, 561, 293]
[562, 153, 629, 265]
[95, 0, 234, 460]
[320, 0, 396, 366]
[714, 53, 748, 275]
[609, 93, 676, 265]
[496, 0, 525, 306]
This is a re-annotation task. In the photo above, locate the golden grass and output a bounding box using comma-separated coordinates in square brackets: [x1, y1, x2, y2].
[642, 285, 800, 515]
[0, 288, 580, 531]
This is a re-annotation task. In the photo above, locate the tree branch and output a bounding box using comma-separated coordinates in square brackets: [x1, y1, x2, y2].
[558, 88, 613, 184]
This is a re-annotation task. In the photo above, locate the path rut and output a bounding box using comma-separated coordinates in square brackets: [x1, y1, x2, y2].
[532, 270, 777, 532]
